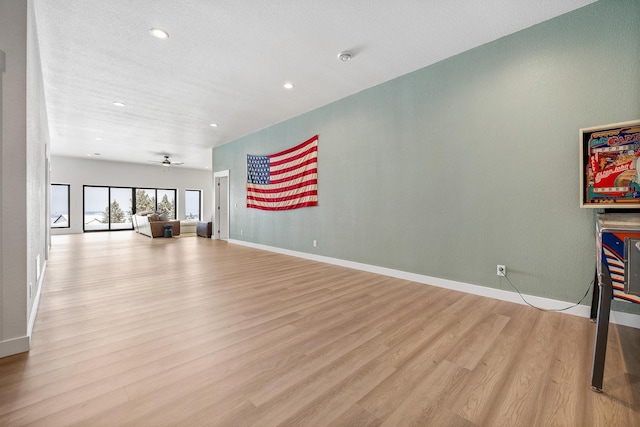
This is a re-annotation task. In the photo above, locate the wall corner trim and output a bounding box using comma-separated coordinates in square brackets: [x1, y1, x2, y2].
[28, 260, 47, 337]
[228, 239, 640, 330]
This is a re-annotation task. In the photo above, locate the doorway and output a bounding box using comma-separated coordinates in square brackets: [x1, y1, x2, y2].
[214, 170, 230, 240]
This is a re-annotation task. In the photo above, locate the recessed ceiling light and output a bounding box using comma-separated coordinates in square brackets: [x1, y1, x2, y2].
[283, 82, 294, 89]
[112, 101, 125, 107]
[209, 123, 219, 127]
[338, 51, 353, 62]
[149, 28, 169, 39]
[95, 137, 102, 141]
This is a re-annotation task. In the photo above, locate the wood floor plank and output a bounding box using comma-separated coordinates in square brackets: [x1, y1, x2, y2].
[450, 304, 541, 425]
[533, 314, 591, 426]
[246, 326, 384, 406]
[327, 404, 382, 427]
[238, 338, 390, 426]
[357, 296, 500, 420]
[0, 232, 638, 426]
[379, 359, 469, 426]
[481, 312, 564, 426]
[279, 357, 396, 427]
[588, 323, 639, 424]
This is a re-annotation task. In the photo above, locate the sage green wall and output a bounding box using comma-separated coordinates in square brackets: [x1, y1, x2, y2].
[213, 0, 640, 313]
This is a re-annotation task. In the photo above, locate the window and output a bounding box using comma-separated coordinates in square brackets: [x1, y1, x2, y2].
[156, 189, 176, 219]
[51, 184, 70, 228]
[134, 188, 175, 218]
[185, 190, 201, 220]
[84, 186, 134, 231]
[110, 187, 133, 230]
[83, 186, 177, 232]
[135, 189, 156, 214]
[84, 186, 110, 231]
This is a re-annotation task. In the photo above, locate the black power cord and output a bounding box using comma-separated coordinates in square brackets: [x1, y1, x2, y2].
[502, 273, 593, 312]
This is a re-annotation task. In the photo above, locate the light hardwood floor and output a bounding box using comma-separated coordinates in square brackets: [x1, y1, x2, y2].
[1, 232, 639, 426]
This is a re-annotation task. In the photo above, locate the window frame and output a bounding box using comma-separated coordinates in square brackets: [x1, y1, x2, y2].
[51, 183, 71, 229]
[185, 189, 202, 221]
[82, 185, 178, 232]
[83, 185, 134, 232]
[155, 188, 177, 220]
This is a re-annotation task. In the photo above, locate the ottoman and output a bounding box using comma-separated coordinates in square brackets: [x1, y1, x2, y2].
[197, 221, 212, 238]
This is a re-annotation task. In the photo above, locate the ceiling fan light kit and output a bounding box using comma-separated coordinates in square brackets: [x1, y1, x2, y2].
[148, 155, 184, 167]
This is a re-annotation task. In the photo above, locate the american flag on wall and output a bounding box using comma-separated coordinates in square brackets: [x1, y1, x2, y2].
[246, 135, 318, 210]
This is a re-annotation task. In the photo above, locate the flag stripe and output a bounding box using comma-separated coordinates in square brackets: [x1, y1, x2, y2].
[248, 183, 317, 199]
[269, 135, 318, 159]
[247, 195, 318, 210]
[270, 144, 317, 168]
[248, 177, 317, 194]
[246, 136, 318, 210]
[247, 168, 317, 188]
[247, 189, 318, 203]
[272, 154, 317, 176]
[270, 168, 317, 185]
[271, 157, 318, 178]
[271, 165, 318, 184]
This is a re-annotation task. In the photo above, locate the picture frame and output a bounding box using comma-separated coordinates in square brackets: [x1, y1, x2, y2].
[580, 119, 640, 208]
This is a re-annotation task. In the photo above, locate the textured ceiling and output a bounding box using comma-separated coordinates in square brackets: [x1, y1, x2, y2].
[33, 0, 596, 170]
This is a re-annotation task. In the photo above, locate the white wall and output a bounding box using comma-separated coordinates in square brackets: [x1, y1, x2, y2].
[51, 156, 213, 234]
[0, 0, 49, 358]
[1, 0, 28, 357]
[26, 0, 49, 336]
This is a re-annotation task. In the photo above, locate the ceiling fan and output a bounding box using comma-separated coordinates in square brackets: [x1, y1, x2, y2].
[148, 155, 184, 167]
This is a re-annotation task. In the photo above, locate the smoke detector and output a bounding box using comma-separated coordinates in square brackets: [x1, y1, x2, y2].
[338, 51, 353, 62]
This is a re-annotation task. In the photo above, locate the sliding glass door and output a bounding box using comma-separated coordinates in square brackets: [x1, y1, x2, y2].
[84, 186, 176, 232]
[110, 187, 133, 230]
[84, 186, 134, 231]
[84, 186, 110, 231]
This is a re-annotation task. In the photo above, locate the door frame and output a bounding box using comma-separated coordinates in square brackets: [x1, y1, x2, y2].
[213, 169, 230, 240]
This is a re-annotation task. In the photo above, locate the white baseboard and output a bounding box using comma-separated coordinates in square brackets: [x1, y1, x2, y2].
[610, 311, 640, 329]
[0, 336, 30, 359]
[229, 239, 640, 329]
[0, 260, 46, 359]
[28, 259, 46, 337]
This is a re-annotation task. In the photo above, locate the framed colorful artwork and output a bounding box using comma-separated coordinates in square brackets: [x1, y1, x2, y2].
[580, 120, 640, 208]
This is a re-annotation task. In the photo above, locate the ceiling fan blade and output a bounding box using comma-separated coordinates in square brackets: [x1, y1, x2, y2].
[147, 156, 184, 166]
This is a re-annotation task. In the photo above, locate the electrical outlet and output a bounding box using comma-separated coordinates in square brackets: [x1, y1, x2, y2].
[313, 240, 317, 247]
[240, 229, 243, 236]
[497, 265, 506, 276]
